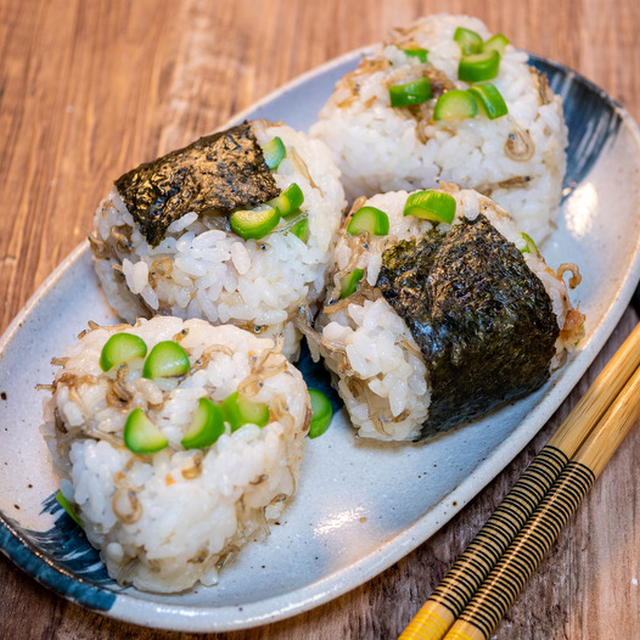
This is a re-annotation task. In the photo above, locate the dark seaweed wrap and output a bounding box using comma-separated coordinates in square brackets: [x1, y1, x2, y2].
[377, 215, 559, 440]
[115, 122, 280, 246]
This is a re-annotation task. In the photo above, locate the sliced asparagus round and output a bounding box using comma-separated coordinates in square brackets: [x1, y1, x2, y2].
[347, 206, 390, 236]
[308, 389, 333, 439]
[181, 397, 225, 449]
[124, 408, 168, 454]
[261, 136, 286, 169]
[99, 333, 147, 372]
[142, 341, 190, 379]
[268, 182, 304, 218]
[222, 391, 270, 431]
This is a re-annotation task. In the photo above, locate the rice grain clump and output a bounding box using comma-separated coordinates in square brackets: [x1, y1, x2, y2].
[311, 185, 583, 442]
[91, 120, 345, 360]
[311, 14, 567, 243]
[42, 317, 310, 593]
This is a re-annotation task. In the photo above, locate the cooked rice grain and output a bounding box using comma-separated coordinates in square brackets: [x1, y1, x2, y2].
[42, 317, 310, 592]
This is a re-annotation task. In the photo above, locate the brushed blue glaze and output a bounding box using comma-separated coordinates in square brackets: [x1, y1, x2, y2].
[0, 494, 117, 611]
[0, 351, 342, 611]
[0, 53, 632, 629]
[529, 54, 621, 195]
[297, 340, 343, 413]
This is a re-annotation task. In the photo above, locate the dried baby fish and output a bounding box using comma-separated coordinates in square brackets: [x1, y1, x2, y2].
[505, 126, 535, 161]
[112, 488, 142, 525]
[556, 262, 582, 289]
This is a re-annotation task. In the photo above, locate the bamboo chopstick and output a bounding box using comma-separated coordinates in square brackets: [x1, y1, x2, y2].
[442, 362, 640, 640]
[400, 322, 640, 640]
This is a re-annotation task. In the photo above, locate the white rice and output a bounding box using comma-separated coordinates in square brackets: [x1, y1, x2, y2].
[310, 13, 567, 244]
[91, 121, 345, 360]
[42, 317, 310, 592]
[313, 186, 580, 441]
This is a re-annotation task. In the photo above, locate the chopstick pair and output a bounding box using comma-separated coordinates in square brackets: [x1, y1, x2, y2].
[400, 322, 640, 640]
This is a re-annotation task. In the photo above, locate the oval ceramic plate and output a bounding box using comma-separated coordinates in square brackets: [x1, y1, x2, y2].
[1, 50, 640, 632]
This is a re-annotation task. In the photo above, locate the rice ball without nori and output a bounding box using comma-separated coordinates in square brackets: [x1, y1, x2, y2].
[90, 120, 345, 360]
[310, 14, 567, 244]
[309, 185, 583, 442]
[42, 317, 310, 593]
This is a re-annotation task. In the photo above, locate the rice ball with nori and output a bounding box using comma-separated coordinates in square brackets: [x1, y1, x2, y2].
[309, 185, 583, 442]
[310, 14, 567, 244]
[90, 120, 345, 360]
[42, 317, 310, 593]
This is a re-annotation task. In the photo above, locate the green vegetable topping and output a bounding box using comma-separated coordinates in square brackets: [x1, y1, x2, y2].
[346, 206, 390, 236]
[403, 190, 456, 224]
[453, 28, 509, 83]
[56, 490, 81, 526]
[308, 388, 333, 439]
[339, 268, 364, 299]
[467, 83, 508, 119]
[222, 391, 270, 431]
[483, 33, 510, 56]
[230, 206, 281, 240]
[453, 26, 483, 55]
[458, 49, 501, 82]
[99, 333, 147, 372]
[290, 217, 309, 242]
[261, 136, 285, 169]
[404, 47, 429, 63]
[520, 232, 540, 256]
[268, 182, 304, 218]
[181, 397, 225, 449]
[389, 77, 432, 107]
[433, 89, 478, 121]
[142, 341, 190, 379]
[123, 408, 168, 454]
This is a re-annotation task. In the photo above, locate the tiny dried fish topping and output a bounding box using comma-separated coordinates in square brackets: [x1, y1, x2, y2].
[505, 126, 535, 161]
[112, 487, 142, 524]
[530, 68, 554, 106]
[181, 452, 204, 480]
[106, 364, 134, 407]
[556, 262, 582, 289]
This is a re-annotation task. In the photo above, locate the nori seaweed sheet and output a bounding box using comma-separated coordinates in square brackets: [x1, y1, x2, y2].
[377, 215, 559, 440]
[114, 122, 280, 246]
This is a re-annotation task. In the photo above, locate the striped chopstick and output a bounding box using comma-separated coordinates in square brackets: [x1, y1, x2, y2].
[442, 362, 640, 640]
[400, 322, 640, 640]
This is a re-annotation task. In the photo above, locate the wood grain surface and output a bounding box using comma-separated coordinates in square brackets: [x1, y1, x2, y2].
[1, 1, 639, 638]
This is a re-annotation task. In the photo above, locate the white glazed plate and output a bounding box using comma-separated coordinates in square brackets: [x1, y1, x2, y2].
[1, 49, 640, 632]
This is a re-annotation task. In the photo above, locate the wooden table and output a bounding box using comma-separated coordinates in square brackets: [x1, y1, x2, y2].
[1, 1, 639, 638]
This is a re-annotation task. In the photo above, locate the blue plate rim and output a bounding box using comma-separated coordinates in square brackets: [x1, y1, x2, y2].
[1, 48, 639, 632]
